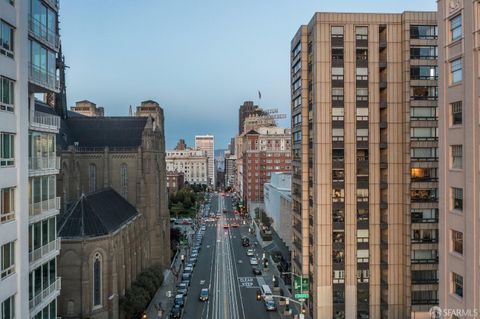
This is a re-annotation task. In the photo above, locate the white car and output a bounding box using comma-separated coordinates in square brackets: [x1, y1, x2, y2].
[250, 258, 258, 265]
[246, 249, 254, 257]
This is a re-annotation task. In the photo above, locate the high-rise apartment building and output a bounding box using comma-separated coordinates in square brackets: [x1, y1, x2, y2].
[0, 0, 61, 318]
[438, 0, 479, 314]
[166, 149, 209, 185]
[195, 135, 215, 187]
[241, 126, 291, 210]
[291, 12, 438, 318]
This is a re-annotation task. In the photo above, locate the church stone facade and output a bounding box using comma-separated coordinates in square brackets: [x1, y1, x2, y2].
[56, 101, 170, 319]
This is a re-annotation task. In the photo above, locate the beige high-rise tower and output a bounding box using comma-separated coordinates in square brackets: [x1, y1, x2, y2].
[438, 0, 479, 315]
[291, 12, 438, 319]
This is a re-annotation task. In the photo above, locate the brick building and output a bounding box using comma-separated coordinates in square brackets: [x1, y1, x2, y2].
[166, 171, 185, 193]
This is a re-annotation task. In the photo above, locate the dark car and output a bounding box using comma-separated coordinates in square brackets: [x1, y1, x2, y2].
[252, 267, 262, 276]
[170, 305, 182, 318]
[264, 299, 277, 311]
[174, 294, 185, 308]
[241, 237, 250, 247]
[177, 282, 188, 296]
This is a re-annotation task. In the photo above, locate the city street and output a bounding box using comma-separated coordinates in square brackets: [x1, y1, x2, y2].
[180, 194, 281, 319]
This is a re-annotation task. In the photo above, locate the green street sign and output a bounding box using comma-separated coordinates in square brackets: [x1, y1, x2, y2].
[293, 277, 309, 294]
[294, 293, 309, 299]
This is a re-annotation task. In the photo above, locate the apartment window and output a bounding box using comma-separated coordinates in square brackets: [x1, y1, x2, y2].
[452, 230, 463, 254]
[452, 272, 463, 298]
[357, 229, 369, 243]
[0, 187, 14, 224]
[0, 241, 14, 279]
[411, 167, 437, 182]
[332, 188, 344, 202]
[411, 86, 438, 100]
[293, 96, 301, 109]
[411, 249, 438, 263]
[410, 25, 438, 39]
[451, 145, 462, 169]
[332, 108, 344, 121]
[452, 187, 463, 211]
[357, 249, 369, 263]
[411, 147, 437, 160]
[355, 26, 368, 40]
[30, 40, 57, 87]
[356, 108, 368, 121]
[356, 128, 368, 141]
[293, 43, 301, 58]
[293, 131, 302, 144]
[333, 208, 344, 222]
[356, 48, 368, 61]
[0, 76, 14, 112]
[0, 133, 14, 167]
[357, 149, 368, 161]
[293, 113, 302, 126]
[333, 249, 344, 263]
[331, 26, 344, 38]
[451, 58, 462, 84]
[31, 0, 57, 45]
[412, 270, 438, 284]
[411, 107, 436, 119]
[451, 101, 462, 125]
[357, 208, 368, 222]
[0, 295, 15, 319]
[332, 149, 344, 161]
[89, 164, 96, 192]
[357, 269, 369, 283]
[332, 48, 344, 61]
[411, 209, 438, 223]
[293, 61, 301, 74]
[333, 270, 345, 283]
[332, 128, 344, 141]
[410, 127, 437, 140]
[357, 188, 369, 202]
[0, 20, 14, 58]
[450, 15, 462, 42]
[293, 79, 301, 92]
[93, 253, 102, 307]
[410, 65, 437, 80]
[332, 169, 344, 182]
[333, 230, 344, 243]
[410, 46, 438, 59]
[332, 67, 344, 80]
[356, 88, 368, 101]
[356, 67, 368, 81]
[332, 88, 344, 101]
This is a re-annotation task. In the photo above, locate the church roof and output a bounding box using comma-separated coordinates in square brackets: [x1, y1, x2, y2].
[58, 187, 139, 239]
[60, 116, 147, 149]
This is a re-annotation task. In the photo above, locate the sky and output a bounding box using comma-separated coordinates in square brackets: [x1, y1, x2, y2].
[60, 0, 436, 150]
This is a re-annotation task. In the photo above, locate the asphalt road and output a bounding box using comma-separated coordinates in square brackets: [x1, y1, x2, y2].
[180, 193, 280, 319]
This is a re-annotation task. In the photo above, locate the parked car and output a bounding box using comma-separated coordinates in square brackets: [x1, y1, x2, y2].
[181, 273, 191, 284]
[264, 299, 277, 311]
[184, 266, 193, 274]
[177, 282, 188, 296]
[174, 294, 185, 308]
[199, 288, 209, 301]
[170, 305, 182, 318]
[252, 267, 262, 276]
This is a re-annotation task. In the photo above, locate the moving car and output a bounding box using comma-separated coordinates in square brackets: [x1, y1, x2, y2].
[246, 249, 254, 256]
[199, 288, 209, 301]
[223, 224, 229, 229]
[250, 258, 258, 265]
[241, 237, 250, 247]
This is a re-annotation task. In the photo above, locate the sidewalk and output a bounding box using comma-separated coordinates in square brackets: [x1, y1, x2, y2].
[146, 225, 196, 319]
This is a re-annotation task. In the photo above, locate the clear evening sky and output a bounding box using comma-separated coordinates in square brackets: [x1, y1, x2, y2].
[61, 0, 436, 150]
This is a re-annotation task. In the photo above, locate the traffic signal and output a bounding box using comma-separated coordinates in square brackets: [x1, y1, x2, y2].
[301, 307, 306, 314]
[256, 290, 262, 301]
[142, 313, 148, 319]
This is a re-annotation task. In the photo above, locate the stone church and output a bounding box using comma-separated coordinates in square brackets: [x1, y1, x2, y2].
[55, 100, 170, 319]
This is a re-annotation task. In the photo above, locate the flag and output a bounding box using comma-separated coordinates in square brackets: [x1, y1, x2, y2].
[258, 90, 262, 100]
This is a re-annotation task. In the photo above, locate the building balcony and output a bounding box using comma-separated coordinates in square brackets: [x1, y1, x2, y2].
[29, 156, 60, 176]
[29, 277, 61, 316]
[28, 63, 60, 93]
[30, 112, 61, 133]
[29, 238, 61, 271]
[29, 197, 60, 223]
[28, 16, 59, 51]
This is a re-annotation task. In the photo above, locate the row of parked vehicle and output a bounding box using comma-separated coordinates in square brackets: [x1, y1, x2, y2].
[170, 223, 209, 318]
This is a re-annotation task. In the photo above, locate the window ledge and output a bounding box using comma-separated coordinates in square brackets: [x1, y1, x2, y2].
[448, 38, 463, 48]
[449, 82, 463, 88]
[449, 168, 463, 172]
[449, 251, 464, 260]
[449, 292, 464, 303]
[449, 124, 463, 129]
[450, 209, 463, 217]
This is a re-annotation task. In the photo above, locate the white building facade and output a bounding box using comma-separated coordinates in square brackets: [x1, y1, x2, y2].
[263, 172, 292, 249]
[166, 149, 208, 185]
[195, 135, 215, 187]
[0, 0, 61, 318]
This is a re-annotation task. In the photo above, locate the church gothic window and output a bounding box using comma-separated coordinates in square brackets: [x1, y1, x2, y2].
[121, 163, 128, 198]
[93, 253, 102, 307]
[89, 164, 96, 192]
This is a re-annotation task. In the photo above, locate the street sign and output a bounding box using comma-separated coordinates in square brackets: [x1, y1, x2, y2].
[293, 277, 309, 294]
[294, 294, 309, 299]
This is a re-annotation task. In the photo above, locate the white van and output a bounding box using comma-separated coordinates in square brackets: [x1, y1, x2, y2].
[261, 284, 273, 300]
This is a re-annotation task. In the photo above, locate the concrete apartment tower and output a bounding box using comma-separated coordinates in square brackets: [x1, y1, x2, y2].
[195, 135, 215, 187]
[438, 0, 479, 314]
[291, 12, 438, 319]
[0, 0, 62, 318]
